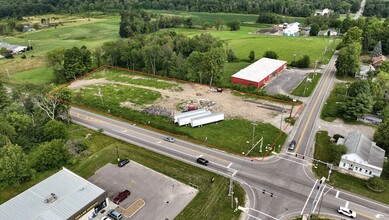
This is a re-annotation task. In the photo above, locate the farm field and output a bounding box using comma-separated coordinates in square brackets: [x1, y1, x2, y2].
[65, 67, 288, 157]
[149, 10, 307, 24]
[1, 11, 339, 86]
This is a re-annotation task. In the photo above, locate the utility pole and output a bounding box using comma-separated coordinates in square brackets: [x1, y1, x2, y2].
[308, 177, 326, 220]
[98, 87, 104, 107]
[228, 169, 237, 209]
[5, 68, 10, 81]
[251, 123, 257, 148]
[116, 146, 120, 162]
[280, 109, 283, 130]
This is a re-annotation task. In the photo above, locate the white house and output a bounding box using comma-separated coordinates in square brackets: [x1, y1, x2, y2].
[316, 8, 331, 16]
[356, 65, 375, 79]
[283, 22, 300, 36]
[337, 132, 385, 178]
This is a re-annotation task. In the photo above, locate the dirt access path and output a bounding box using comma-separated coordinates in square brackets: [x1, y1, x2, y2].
[68, 76, 293, 126]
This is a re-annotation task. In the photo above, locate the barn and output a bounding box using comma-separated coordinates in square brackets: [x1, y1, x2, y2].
[231, 57, 287, 88]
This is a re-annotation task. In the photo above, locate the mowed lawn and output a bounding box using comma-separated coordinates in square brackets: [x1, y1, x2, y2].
[9, 67, 55, 85]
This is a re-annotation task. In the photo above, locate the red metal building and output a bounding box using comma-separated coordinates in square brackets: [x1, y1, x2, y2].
[231, 57, 287, 88]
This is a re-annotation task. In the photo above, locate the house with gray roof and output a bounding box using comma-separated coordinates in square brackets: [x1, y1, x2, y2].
[0, 167, 109, 220]
[337, 131, 385, 178]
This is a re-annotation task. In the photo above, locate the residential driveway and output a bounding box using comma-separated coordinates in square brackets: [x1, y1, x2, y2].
[265, 68, 315, 95]
[88, 163, 198, 220]
[317, 118, 376, 140]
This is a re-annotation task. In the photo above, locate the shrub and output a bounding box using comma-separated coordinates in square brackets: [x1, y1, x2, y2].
[226, 48, 236, 62]
[263, 51, 279, 59]
[366, 177, 388, 192]
[21, 54, 26, 59]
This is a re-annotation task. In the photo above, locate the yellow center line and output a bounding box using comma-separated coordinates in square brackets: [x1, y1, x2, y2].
[295, 58, 335, 152]
[70, 111, 230, 164]
[356, 211, 378, 220]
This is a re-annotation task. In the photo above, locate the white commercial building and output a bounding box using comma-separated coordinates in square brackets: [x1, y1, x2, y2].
[338, 132, 385, 178]
[0, 167, 109, 220]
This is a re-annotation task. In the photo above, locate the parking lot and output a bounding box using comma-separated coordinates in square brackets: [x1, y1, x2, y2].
[89, 162, 198, 220]
[265, 68, 315, 95]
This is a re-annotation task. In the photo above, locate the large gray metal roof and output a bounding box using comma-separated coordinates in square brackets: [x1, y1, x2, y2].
[344, 131, 385, 168]
[0, 167, 105, 220]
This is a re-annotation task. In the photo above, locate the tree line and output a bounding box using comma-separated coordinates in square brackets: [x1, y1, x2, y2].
[0, 82, 91, 186]
[0, 0, 364, 19]
[363, 0, 389, 18]
[47, 31, 227, 86]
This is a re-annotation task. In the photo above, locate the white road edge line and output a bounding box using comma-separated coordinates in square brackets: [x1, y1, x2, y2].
[227, 162, 233, 168]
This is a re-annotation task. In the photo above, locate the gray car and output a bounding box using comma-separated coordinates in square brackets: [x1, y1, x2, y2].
[288, 140, 296, 151]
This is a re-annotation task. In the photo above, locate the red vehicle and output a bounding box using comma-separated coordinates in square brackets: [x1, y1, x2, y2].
[113, 190, 131, 204]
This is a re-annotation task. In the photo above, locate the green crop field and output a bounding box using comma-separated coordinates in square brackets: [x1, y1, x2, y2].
[149, 10, 306, 24]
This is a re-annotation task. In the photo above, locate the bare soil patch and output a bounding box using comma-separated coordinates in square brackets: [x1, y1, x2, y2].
[69, 77, 290, 125]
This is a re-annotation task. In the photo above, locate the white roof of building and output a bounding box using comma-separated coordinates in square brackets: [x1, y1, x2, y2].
[0, 167, 106, 220]
[231, 57, 287, 82]
[341, 132, 385, 168]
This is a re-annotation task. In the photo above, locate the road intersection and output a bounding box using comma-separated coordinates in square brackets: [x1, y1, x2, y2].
[69, 53, 388, 219]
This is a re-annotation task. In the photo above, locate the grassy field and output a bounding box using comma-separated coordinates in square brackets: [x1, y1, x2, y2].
[174, 26, 339, 64]
[8, 66, 55, 85]
[320, 83, 349, 122]
[291, 72, 322, 97]
[313, 131, 389, 204]
[87, 68, 180, 89]
[0, 124, 245, 220]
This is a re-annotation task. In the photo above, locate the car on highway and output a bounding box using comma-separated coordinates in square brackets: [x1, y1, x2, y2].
[288, 140, 296, 151]
[113, 190, 131, 204]
[164, 136, 175, 143]
[197, 157, 209, 166]
[118, 159, 130, 167]
[107, 210, 123, 220]
[337, 206, 356, 218]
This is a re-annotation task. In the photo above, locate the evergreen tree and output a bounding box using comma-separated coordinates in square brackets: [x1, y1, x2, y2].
[372, 41, 382, 57]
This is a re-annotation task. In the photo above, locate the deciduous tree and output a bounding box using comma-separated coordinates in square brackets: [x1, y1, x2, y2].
[374, 121, 389, 152]
[335, 43, 361, 77]
[0, 144, 32, 185]
[31, 139, 69, 172]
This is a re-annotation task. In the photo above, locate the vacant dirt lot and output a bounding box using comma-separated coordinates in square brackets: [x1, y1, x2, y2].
[68, 75, 296, 126]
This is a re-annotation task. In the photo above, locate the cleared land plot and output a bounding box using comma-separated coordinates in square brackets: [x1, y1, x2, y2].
[67, 67, 288, 156]
[89, 163, 198, 220]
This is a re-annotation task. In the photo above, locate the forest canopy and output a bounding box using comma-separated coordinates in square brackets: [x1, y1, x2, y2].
[0, 0, 363, 19]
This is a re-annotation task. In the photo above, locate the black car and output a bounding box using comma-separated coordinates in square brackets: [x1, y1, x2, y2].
[197, 157, 209, 166]
[288, 140, 296, 151]
[118, 159, 130, 167]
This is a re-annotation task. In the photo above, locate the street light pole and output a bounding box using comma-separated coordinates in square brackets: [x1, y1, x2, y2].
[116, 146, 120, 162]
